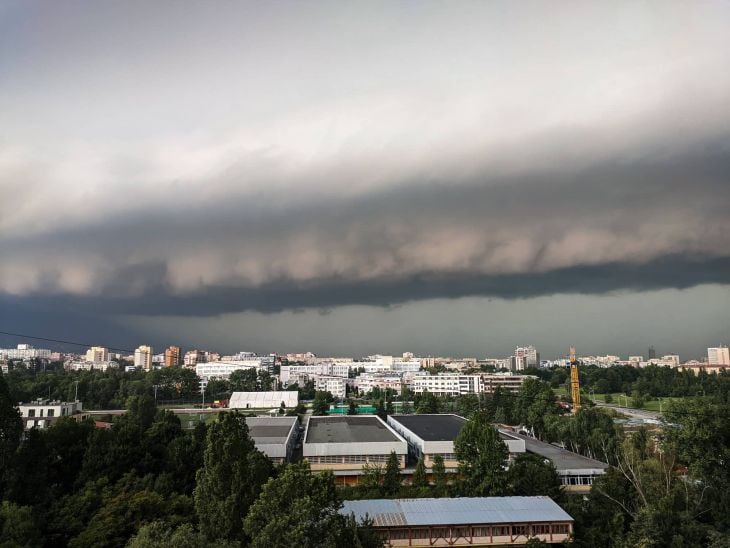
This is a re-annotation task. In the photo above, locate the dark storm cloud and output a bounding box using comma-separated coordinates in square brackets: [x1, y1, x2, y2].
[2, 1, 730, 323]
[8, 254, 730, 318]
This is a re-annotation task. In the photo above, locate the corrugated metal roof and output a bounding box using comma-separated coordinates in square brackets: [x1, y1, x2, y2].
[341, 497, 573, 527]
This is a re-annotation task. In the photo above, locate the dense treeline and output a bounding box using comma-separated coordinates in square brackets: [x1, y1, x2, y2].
[0, 374, 381, 548]
[530, 364, 730, 401]
[3, 367, 730, 546]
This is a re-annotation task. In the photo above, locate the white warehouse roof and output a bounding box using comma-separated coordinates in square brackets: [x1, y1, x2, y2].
[229, 391, 299, 409]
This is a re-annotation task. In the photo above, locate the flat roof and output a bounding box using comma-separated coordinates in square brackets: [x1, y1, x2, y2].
[306, 416, 400, 444]
[390, 414, 466, 441]
[341, 497, 573, 527]
[506, 431, 608, 471]
[246, 417, 297, 444]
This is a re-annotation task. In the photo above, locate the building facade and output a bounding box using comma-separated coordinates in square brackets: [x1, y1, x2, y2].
[134, 345, 153, 371]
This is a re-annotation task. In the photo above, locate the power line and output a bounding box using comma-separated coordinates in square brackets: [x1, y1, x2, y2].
[0, 330, 135, 354]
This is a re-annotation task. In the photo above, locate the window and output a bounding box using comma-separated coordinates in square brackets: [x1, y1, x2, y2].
[473, 527, 490, 537]
[47, 409, 55, 417]
[39, 409, 44, 417]
[513, 525, 528, 536]
[28, 409, 35, 417]
[554, 524, 570, 534]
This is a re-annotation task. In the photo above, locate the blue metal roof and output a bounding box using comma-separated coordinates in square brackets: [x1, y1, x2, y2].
[340, 497, 573, 527]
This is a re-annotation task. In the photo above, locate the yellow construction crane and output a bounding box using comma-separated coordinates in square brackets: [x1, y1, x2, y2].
[570, 346, 581, 413]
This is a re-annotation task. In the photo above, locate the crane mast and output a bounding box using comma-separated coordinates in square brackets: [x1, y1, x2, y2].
[570, 346, 581, 413]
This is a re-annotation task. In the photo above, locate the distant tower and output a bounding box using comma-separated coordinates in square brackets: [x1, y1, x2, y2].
[648, 346, 656, 360]
[570, 346, 581, 413]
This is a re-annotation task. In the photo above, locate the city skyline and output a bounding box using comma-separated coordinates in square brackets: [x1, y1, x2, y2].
[2, 2, 729, 357]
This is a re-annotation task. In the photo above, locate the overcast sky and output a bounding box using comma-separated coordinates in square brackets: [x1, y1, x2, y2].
[1, 2, 729, 359]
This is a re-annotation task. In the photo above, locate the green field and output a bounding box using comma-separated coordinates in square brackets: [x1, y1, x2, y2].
[585, 392, 691, 413]
[550, 385, 692, 413]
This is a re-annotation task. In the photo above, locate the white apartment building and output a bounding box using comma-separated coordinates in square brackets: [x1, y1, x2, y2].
[18, 400, 83, 430]
[708, 346, 730, 365]
[85, 346, 109, 363]
[413, 374, 482, 396]
[134, 345, 153, 371]
[355, 372, 404, 394]
[280, 363, 350, 385]
[195, 360, 263, 380]
[315, 376, 347, 399]
[514, 346, 540, 371]
[66, 360, 118, 372]
[479, 373, 531, 393]
[0, 344, 52, 360]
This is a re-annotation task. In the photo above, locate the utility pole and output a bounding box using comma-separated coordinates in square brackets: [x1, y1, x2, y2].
[74, 380, 79, 402]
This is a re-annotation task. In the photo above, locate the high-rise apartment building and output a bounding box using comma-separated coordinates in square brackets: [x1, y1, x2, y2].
[513, 346, 540, 371]
[85, 346, 109, 363]
[708, 346, 730, 365]
[164, 346, 181, 368]
[134, 345, 153, 371]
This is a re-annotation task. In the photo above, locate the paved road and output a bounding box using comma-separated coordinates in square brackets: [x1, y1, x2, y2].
[85, 407, 224, 415]
[596, 403, 661, 422]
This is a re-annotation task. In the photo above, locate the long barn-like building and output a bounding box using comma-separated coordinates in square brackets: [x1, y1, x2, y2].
[341, 496, 573, 547]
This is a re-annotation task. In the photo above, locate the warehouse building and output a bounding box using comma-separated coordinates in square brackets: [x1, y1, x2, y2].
[229, 391, 299, 410]
[245, 416, 299, 464]
[505, 430, 608, 493]
[303, 416, 408, 484]
[388, 414, 525, 471]
[341, 496, 573, 546]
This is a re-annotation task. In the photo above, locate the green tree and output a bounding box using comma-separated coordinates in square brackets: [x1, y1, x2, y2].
[194, 412, 273, 543]
[431, 454, 447, 496]
[0, 501, 40, 548]
[416, 391, 439, 414]
[127, 521, 239, 548]
[312, 391, 330, 415]
[412, 456, 428, 488]
[0, 374, 22, 492]
[376, 399, 387, 420]
[508, 453, 561, 499]
[382, 451, 401, 496]
[243, 463, 382, 548]
[347, 399, 358, 415]
[454, 411, 508, 496]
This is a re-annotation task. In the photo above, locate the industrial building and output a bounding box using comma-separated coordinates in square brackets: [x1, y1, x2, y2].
[245, 416, 299, 464]
[504, 431, 608, 494]
[303, 416, 408, 483]
[388, 415, 525, 471]
[341, 496, 573, 546]
[229, 391, 299, 410]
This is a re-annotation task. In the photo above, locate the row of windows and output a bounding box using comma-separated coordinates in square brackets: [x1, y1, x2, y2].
[385, 523, 571, 540]
[27, 408, 56, 418]
[309, 455, 401, 464]
[561, 475, 596, 485]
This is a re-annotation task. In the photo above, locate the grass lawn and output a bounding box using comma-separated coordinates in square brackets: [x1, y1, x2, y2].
[585, 392, 692, 413]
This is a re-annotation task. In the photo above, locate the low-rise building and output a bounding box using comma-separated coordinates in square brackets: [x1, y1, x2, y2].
[388, 414, 525, 472]
[341, 497, 574, 546]
[245, 416, 299, 464]
[479, 373, 531, 393]
[18, 399, 83, 430]
[196, 360, 263, 380]
[229, 391, 299, 410]
[315, 375, 347, 399]
[65, 360, 118, 372]
[0, 344, 52, 360]
[413, 374, 481, 396]
[504, 430, 608, 493]
[303, 416, 408, 484]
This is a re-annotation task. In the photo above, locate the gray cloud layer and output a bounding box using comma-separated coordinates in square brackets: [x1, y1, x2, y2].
[1, 2, 729, 318]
